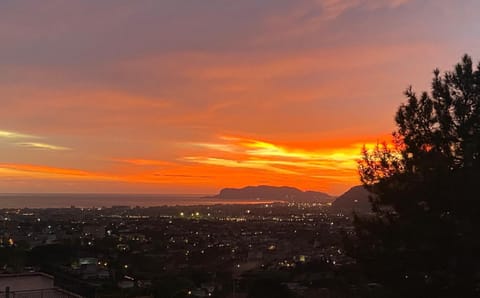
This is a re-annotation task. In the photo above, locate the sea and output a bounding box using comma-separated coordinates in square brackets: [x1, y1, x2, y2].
[0, 193, 280, 209]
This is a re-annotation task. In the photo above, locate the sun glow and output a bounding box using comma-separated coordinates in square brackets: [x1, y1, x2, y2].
[0, 134, 376, 194]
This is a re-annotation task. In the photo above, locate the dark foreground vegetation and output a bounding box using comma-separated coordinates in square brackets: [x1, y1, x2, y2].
[353, 54, 480, 297]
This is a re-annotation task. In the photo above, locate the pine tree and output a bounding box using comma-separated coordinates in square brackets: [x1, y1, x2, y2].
[353, 55, 480, 297]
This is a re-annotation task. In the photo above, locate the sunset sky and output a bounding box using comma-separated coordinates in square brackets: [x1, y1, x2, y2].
[1, 0, 479, 195]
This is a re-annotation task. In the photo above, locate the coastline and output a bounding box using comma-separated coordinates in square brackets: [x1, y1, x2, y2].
[0, 193, 285, 209]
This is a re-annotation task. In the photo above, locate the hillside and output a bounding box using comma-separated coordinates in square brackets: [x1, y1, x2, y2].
[331, 185, 372, 213]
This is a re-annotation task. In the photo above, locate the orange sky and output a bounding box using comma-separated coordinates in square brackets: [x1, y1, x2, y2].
[1, 0, 479, 195]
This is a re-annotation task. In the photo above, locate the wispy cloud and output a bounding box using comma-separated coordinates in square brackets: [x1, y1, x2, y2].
[0, 162, 218, 187]
[319, 0, 411, 20]
[0, 129, 70, 151]
[183, 135, 370, 181]
[0, 163, 109, 180]
[189, 142, 238, 153]
[114, 159, 174, 166]
[16, 142, 70, 151]
[184, 156, 300, 175]
[0, 130, 37, 139]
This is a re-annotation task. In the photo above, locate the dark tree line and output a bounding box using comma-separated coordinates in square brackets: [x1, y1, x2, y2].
[353, 55, 480, 297]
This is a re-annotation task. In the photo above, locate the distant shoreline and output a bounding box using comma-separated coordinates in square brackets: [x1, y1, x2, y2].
[0, 193, 288, 209]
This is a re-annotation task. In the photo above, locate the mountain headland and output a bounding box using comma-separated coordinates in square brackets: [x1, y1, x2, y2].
[207, 185, 335, 203]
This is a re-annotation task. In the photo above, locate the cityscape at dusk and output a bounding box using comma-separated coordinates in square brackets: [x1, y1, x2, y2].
[1, 1, 480, 298]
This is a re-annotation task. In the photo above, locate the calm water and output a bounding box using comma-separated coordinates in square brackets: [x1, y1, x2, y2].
[0, 193, 281, 209]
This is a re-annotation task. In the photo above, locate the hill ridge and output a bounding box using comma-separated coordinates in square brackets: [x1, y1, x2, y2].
[208, 185, 335, 203]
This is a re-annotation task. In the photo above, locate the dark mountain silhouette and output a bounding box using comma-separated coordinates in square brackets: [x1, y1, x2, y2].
[331, 185, 372, 213]
[209, 185, 334, 203]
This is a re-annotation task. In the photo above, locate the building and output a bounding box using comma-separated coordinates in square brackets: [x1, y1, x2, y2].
[0, 272, 83, 298]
